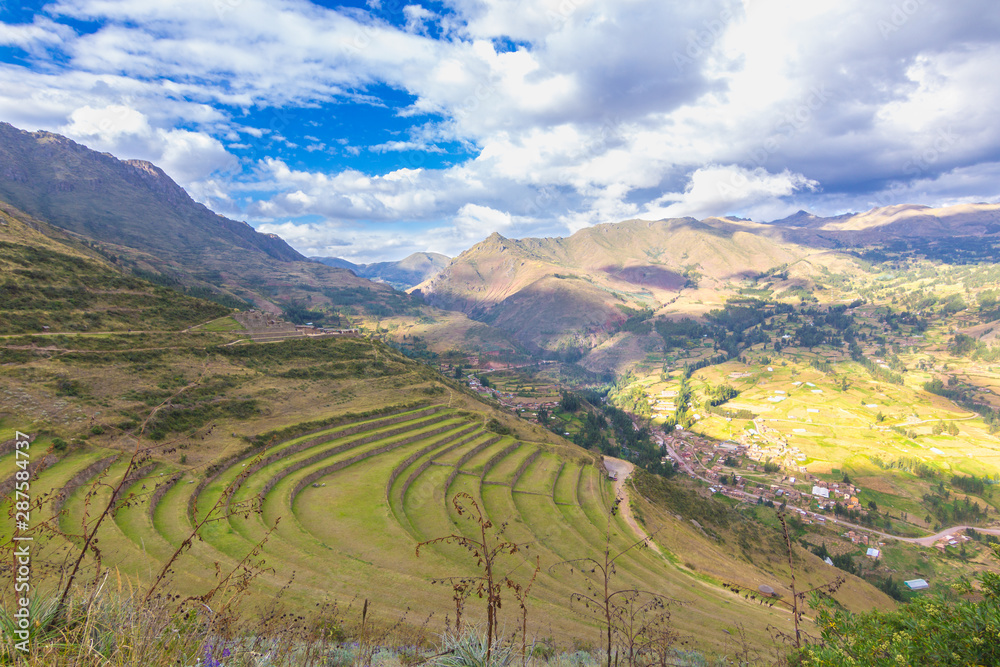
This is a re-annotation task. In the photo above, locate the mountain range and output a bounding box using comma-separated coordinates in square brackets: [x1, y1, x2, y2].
[3, 118, 999, 360]
[311, 251, 449, 290]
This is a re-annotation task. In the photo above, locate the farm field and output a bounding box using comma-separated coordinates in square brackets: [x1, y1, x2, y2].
[3, 400, 892, 653]
[585, 257, 1000, 599]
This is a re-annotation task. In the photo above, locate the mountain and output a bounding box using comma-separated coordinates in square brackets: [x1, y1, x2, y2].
[0, 121, 522, 353]
[311, 251, 450, 290]
[0, 121, 426, 318]
[765, 202, 1000, 243]
[311, 257, 362, 272]
[414, 217, 816, 354]
[0, 122, 302, 264]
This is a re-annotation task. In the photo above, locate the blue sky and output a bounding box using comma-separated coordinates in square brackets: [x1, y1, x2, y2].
[2, 0, 1000, 262]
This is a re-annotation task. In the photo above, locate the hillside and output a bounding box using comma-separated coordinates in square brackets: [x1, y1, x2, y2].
[414, 218, 824, 354]
[0, 122, 521, 354]
[0, 199, 228, 333]
[0, 326, 892, 656]
[313, 251, 450, 290]
[0, 122, 413, 317]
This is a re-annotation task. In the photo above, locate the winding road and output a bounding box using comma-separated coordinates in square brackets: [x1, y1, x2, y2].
[601, 456, 662, 555]
[651, 433, 1000, 547]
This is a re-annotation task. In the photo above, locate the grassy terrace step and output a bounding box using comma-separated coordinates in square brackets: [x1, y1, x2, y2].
[401, 463, 457, 543]
[241, 417, 472, 529]
[113, 464, 184, 561]
[227, 411, 456, 513]
[50, 454, 118, 516]
[199, 420, 478, 567]
[479, 442, 520, 480]
[513, 452, 561, 495]
[57, 459, 166, 575]
[188, 405, 444, 520]
[459, 438, 518, 475]
[553, 461, 582, 505]
[443, 436, 503, 490]
[478, 483, 595, 602]
[289, 419, 468, 501]
[482, 443, 534, 485]
[509, 449, 540, 489]
[388, 432, 495, 539]
[573, 467, 669, 578]
[192, 408, 454, 520]
[385, 424, 479, 496]
[0, 448, 113, 539]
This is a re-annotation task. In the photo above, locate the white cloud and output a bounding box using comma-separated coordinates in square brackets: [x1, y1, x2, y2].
[645, 165, 819, 221]
[59, 104, 237, 186]
[0, 17, 75, 51]
[403, 5, 435, 34]
[1, 0, 998, 260]
[453, 203, 512, 240]
[369, 140, 444, 153]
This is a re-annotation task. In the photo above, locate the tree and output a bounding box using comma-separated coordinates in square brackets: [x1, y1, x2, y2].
[806, 544, 1000, 666]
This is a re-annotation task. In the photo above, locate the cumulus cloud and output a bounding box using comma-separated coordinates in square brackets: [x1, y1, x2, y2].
[453, 203, 513, 240]
[1, 0, 999, 260]
[59, 104, 237, 187]
[646, 165, 819, 221]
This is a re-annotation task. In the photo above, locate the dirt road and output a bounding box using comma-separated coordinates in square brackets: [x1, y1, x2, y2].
[602, 456, 662, 555]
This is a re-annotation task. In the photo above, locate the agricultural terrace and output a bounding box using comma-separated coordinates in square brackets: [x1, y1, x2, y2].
[2, 401, 890, 653]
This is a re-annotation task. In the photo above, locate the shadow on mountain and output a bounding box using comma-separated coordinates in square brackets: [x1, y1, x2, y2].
[601, 265, 686, 290]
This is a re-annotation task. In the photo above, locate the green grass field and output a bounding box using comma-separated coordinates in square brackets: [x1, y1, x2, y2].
[6, 400, 895, 654]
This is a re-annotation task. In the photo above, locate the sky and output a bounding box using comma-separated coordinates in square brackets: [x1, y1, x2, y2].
[1, 0, 999, 263]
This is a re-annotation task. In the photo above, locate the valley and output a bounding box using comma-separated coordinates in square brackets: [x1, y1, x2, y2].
[2, 124, 1000, 664]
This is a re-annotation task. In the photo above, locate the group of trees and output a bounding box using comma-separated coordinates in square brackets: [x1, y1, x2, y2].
[806, 544, 1000, 665]
[922, 492, 989, 526]
[557, 389, 673, 477]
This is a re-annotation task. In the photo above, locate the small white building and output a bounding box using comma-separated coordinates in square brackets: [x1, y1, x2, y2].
[904, 579, 929, 591]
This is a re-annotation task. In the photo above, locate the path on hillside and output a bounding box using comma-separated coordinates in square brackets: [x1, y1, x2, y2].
[602, 457, 662, 555]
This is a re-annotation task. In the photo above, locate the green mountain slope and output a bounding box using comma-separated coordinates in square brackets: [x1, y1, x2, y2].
[0, 199, 228, 334]
[0, 122, 301, 264]
[0, 122, 415, 318]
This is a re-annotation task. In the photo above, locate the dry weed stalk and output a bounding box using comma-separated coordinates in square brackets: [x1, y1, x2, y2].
[723, 514, 845, 658]
[416, 492, 532, 665]
[553, 495, 681, 667]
